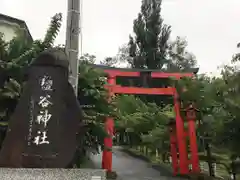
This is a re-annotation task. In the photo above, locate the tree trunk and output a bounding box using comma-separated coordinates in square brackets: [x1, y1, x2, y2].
[206, 142, 215, 177]
[155, 148, 158, 158]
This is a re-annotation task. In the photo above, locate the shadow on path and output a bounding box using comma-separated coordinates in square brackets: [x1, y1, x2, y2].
[91, 146, 186, 180]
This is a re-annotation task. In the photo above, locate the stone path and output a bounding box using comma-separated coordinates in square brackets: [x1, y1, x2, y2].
[91, 147, 186, 180]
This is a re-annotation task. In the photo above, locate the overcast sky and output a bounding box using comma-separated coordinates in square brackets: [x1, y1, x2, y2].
[1, 0, 240, 74]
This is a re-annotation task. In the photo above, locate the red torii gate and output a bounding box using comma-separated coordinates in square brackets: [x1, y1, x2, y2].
[94, 65, 200, 176]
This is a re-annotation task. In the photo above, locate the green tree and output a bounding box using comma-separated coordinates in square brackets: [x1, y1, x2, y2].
[100, 57, 117, 67]
[167, 36, 197, 71]
[218, 62, 240, 154]
[77, 56, 115, 155]
[175, 62, 240, 156]
[128, 0, 171, 69]
[114, 95, 173, 157]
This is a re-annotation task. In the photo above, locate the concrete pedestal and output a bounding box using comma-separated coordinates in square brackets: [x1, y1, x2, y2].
[0, 168, 106, 180]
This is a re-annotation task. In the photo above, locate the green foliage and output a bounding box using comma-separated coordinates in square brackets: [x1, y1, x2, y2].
[114, 95, 173, 152]
[0, 13, 63, 123]
[175, 57, 240, 155]
[43, 13, 62, 48]
[167, 36, 197, 71]
[100, 57, 118, 67]
[126, 0, 196, 71]
[128, 0, 171, 69]
[77, 58, 115, 153]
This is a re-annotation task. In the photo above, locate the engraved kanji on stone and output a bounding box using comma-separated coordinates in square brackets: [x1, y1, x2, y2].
[38, 95, 52, 108]
[40, 75, 53, 91]
[33, 131, 50, 145]
[36, 110, 52, 127]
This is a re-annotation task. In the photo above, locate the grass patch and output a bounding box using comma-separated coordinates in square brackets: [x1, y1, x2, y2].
[124, 147, 234, 179]
[79, 156, 96, 169]
[123, 147, 173, 176]
[106, 171, 118, 180]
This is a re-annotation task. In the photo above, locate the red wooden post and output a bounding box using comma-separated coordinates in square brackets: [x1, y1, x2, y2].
[102, 75, 115, 172]
[169, 119, 178, 175]
[185, 103, 200, 173]
[173, 90, 189, 174]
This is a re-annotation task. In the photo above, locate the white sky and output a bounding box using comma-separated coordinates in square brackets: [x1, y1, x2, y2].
[1, 0, 240, 74]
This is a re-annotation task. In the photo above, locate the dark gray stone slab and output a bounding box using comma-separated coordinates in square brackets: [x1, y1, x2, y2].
[0, 168, 106, 180]
[0, 49, 83, 168]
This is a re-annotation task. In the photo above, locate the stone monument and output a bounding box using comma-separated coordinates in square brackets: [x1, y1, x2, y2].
[0, 49, 106, 179]
[0, 49, 82, 167]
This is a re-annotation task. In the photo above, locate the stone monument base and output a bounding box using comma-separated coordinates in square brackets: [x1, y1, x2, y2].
[0, 168, 106, 180]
